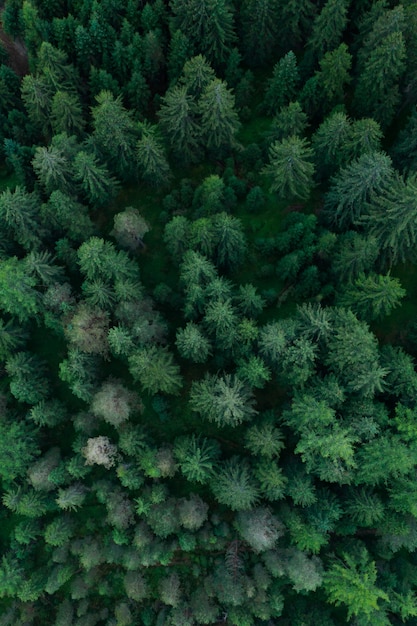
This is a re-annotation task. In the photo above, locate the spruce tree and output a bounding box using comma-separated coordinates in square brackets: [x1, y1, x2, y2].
[199, 78, 240, 151]
[263, 51, 299, 116]
[263, 136, 315, 201]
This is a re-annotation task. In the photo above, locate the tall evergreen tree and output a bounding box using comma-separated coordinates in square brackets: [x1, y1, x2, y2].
[198, 78, 240, 151]
[170, 0, 236, 65]
[263, 136, 315, 201]
[159, 85, 200, 163]
[263, 51, 300, 116]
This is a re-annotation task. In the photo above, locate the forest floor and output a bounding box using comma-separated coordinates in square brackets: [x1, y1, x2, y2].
[0, 12, 28, 76]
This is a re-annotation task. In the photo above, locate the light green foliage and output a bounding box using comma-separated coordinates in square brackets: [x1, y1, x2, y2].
[245, 420, 284, 458]
[174, 434, 220, 483]
[236, 356, 271, 388]
[263, 51, 299, 115]
[190, 373, 256, 427]
[264, 136, 315, 201]
[199, 79, 240, 150]
[324, 151, 393, 229]
[176, 322, 211, 363]
[32, 145, 75, 195]
[0, 186, 42, 250]
[324, 549, 389, 620]
[0, 319, 27, 361]
[338, 273, 406, 321]
[129, 346, 182, 395]
[6, 351, 50, 404]
[211, 456, 260, 510]
[326, 309, 388, 397]
[45, 515, 75, 547]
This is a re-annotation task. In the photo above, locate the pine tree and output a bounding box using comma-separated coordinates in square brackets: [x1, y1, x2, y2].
[50, 91, 85, 136]
[317, 43, 352, 104]
[92, 90, 137, 180]
[136, 127, 172, 187]
[266, 101, 309, 144]
[180, 54, 216, 98]
[32, 145, 75, 195]
[211, 456, 260, 510]
[263, 51, 300, 115]
[73, 150, 118, 206]
[324, 151, 394, 229]
[129, 346, 182, 395]
[174, 434, 220, 483]
[21, 74, 53, 135]
[332, 232, 379, 281]
[170, 0, 236, 65]
[199, 78, 240, 151]
[323, 549, 389, 620]
[190, 373, 257, 427]
[0, 186, 42, 250]
[263, 136, 315, 201]
[240, 0, 280, 66]
[338, 273, 406, 321]
[312, 111, 351, 176]
[354, 31, 407, 127]
[364, 173, 417, 265]
[307, 0, 349, 59]
[176, 322, 212, 363]
[159, 85, 200, 163]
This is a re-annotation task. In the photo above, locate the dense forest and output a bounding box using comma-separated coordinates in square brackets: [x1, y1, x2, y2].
[3, 0, 417, 624]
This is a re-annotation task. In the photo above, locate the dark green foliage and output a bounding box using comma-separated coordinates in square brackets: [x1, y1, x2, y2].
[170, 0, 235, 65]
[337, 273, 406, 321]
[263, 51, 300, 115]
[129, 346, 182, 395]
[264, 136, 315, 200]
[211, 456, 260, 510]
[324, 151, 394, 229]
[198, 78, 240, 151]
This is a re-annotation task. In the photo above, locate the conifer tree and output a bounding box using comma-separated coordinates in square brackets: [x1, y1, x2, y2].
[338, 273, 406, 321]
[263, 51, 300, 115]
[364, 173, 417, 265]
[323, 549, 389, 621]
[240, 0, 280, 66]
[50, 91, 84, 136]
[170, 0, 236, 65]
[324, 151, 394, 229]
[159, 85, 200, 163]
[308, 0, 349, 59]
[129, 346, 182, 395]
[190, 373, 256, 427]
[73, 150, 118, 207]
[263, 136, 315, 201]
[199, 78, 240, 151]
[211, 456, 260, 510]
[92, 90, 137, 180]
[32, 145, 75, 195]
[136, 127, 172, 187]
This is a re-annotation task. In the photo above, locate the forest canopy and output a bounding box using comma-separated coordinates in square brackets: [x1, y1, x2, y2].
[1, 1, 417, 625]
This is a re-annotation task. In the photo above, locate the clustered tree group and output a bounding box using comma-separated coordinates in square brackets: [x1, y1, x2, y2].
[1, 1, 417, 625]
